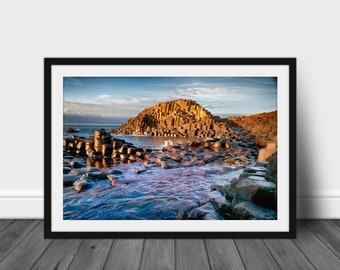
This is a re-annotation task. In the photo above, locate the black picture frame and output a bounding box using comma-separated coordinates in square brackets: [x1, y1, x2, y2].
[45, 58, 296, 238]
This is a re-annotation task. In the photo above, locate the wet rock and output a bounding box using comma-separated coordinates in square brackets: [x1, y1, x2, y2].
[255, 162, 268, 167]
[211, 180, 230, 194]
[63, 155, 74, 161]
[182, 161, 194, 167]
[106, 169, 123, 175]
[73, 179, 93, 193]
[243, 165, 266, 172]
[188, 203, 224, 220]
[102, 144, 113, 157]
[70, 168, 87, 175]
[107, 174, 119, 182]
[135, 151, 145, 158]
[211, 196, 232, 214]
[195, 161, 205, 166]
[128, 155, 137, 162]
[197, 191, 224, 206]
[232, 178, 276, 210]
[203, 154, 214, 163]
[213, 140, 222, 150]
[166, 160, 181, 169]
[232, 201, 277, 220]
[86, 166, 100, 172]
[70, 159, 86, 169]
[188, 141, 201, 147]
[266, 152, 277, 184]
[65, 127, 79, 133]
[171, 155, 182, 163]
[127, 147, 137, 155]
[63, 174, 78, 186]
[225, 158, 236, 165]
[86, 171, 108, 180]
[112, 139, 124, 150]
[135, 169, 147, 174]
[110, 178, 125, 186]
[120, 154, 129, 163]
[155, 156, 168, 164]
[63, 167, 72, 174]
[160, 161, 169, 169]
[143, 154, 153, 162]
[177, 203, 199, 220]
[225, 177, 241, 199]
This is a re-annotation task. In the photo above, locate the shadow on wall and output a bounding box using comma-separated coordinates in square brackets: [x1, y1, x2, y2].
[296, 91, 318, 218]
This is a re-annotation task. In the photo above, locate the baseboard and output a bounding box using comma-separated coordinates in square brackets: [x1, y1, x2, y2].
[0, 195, 339, 219]
[0, 197, 43, 218]
[296, 196, 340, 219]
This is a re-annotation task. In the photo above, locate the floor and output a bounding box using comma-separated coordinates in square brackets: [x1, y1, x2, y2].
[0, 220, 339, 269]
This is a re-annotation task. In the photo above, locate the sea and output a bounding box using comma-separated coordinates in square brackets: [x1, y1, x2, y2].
[63, 124, 245, 220]
[63, 124, 186, 149]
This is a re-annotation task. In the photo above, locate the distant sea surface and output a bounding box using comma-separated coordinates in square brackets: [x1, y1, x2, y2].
[63, 124, 187, 149]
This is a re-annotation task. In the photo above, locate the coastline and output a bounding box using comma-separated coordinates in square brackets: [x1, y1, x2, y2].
[63, 124, 277, 220]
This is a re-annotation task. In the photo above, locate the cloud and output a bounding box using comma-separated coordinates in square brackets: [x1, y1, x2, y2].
[64, 79, 278, 119]
[98, 94, 111, 99]
[170, 85, 265, 102]
[64, 98, 154, 119]
[64, 114, 128, 124]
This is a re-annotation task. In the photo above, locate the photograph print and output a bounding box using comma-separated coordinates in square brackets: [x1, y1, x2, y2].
[45, 58, 295, 238]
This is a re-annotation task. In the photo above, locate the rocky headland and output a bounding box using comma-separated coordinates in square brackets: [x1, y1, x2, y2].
[112, 99, 227, 138]
[227, 111, 277, 162]
[63, 99, 278, 220]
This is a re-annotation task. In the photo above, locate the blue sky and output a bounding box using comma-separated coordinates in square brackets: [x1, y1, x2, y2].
[64, 77, 277, 124]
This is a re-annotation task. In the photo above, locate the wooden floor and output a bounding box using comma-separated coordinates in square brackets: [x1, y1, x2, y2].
[0, 220, 339, 269]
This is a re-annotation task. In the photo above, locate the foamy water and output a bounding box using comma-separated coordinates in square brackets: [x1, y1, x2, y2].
[63, 161, 244, 220]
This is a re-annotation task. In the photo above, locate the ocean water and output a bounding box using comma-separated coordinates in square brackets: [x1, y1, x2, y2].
[63, 163, 243, 220]
[63, 124, 247, 220]
[64, 124, 186, 149]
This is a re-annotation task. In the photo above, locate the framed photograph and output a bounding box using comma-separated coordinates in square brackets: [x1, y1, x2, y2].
[45, 58, 296, 238]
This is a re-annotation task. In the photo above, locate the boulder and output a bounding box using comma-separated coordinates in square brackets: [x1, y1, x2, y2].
[70, 168, 87, 175]
[86, 171, 108, 180]
[106, 169, 123, 175]
[70, 158, 86, 169]
[225, 177, 241, 199]
[232, 201, 277, 220]
[211, 196, 232, 214]
[240, 166, 267, 179]
[266, 152, 277, 184]
[63, 167, 72, 174]
[232, 178, 276, 210]
[171, 155, 182, 163]
[177, 203, 199, 220]
[102, 144, 113, 157]
[188, 202, 224, 220]
[73, 179, 93, 193]
[120, 154, 129, 163]
[197, 190, 224, 206]
[65, 127, 79, 133]
[63, 174, 78, 186]
[211, 179, 230, 194]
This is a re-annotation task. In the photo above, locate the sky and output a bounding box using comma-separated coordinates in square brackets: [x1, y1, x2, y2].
[63, 77, 277, 124]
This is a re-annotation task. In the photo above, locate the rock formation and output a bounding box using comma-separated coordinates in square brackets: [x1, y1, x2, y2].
[208, 154, 278, 220]
[227, 111, 277, 147]
[227, 111, 277, 162]
[112, 99, 227, 138]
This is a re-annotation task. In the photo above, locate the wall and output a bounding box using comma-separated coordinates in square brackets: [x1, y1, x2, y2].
[0, 1, 339, 218]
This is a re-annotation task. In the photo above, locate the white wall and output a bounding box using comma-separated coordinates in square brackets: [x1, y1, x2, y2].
[0, 0, 339, 218]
